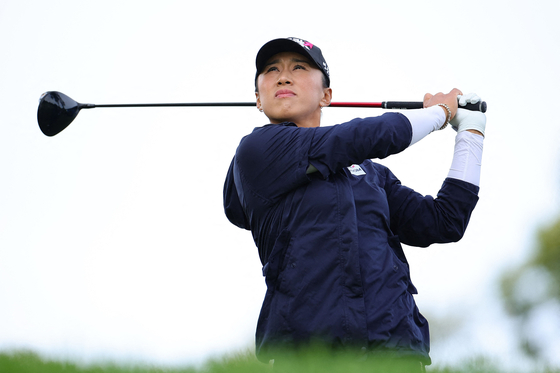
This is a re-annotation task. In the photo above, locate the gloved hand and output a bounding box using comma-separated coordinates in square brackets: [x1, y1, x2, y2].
[450, 93, 486, 136]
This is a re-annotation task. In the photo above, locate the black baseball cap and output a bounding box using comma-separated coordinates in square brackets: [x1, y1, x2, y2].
[255, 37, 330, 88]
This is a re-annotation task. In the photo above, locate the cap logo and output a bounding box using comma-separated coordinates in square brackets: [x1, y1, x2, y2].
[288, 37, 313, 50]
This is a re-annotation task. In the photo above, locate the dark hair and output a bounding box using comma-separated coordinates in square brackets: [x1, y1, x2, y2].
[255, 73, 329, 93]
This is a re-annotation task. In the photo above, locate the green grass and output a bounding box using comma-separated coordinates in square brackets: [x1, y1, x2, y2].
[1, 349, 558, 373]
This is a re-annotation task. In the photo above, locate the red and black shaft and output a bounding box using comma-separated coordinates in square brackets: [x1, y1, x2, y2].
[330, 101, 487, 112]
[38, 91, 487, 137]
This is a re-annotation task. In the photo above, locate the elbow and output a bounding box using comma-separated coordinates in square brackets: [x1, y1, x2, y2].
[445, 229, 465, 243]
[440, 219, 470, 243]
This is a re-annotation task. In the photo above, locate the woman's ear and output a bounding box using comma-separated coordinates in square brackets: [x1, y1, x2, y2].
[321, 87, 333, 107]
[255, 92, 262, 111]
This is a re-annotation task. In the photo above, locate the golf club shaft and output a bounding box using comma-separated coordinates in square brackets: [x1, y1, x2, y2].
[86, 101, 486, 112]
[37, 91, 489, 137]
[88, 103, 255, 108]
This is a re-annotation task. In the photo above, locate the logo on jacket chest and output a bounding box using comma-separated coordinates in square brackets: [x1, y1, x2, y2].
[347, 164, 366, 176]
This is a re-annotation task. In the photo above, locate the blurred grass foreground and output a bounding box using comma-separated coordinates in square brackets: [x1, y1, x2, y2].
[1, 349, 560, 373]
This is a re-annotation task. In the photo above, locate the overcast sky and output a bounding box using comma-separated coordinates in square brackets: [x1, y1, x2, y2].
[1, 0, 560, 369]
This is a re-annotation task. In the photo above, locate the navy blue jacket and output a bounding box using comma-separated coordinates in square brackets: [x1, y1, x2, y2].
[223, 113, 479, 364]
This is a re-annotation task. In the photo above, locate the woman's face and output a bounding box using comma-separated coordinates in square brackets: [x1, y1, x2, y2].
[255, 51, 332, 128]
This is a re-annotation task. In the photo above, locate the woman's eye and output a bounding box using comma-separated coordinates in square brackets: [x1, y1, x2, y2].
[294, 64, 306, 70]
[266, 66, 279, 73]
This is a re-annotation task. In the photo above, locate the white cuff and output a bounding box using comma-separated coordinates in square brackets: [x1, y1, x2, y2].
[404, 106, 447, 146]
[447, 131, 484, 186]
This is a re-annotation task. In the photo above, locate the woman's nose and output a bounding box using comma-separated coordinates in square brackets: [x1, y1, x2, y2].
[277, 70, 292, 85]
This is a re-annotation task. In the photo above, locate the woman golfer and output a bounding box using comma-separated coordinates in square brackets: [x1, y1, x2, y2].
[223, 37, 485, 371]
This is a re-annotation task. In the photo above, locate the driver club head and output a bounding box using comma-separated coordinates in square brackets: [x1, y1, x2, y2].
[37, 91, 85, 136]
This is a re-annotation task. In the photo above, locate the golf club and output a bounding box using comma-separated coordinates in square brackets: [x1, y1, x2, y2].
[37, 91, 488, 137]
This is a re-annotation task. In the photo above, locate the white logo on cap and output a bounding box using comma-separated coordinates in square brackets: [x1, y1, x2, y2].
[288, 37, 311, 50]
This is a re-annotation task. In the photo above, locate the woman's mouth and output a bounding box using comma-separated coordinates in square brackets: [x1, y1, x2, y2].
[275, 89, 296, 98]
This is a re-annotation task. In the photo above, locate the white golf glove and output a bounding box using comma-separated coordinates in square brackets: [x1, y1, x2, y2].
[451, 93, 486, 136]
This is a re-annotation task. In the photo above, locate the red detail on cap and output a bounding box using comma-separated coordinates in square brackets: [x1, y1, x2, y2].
[304, 42, 314, 49]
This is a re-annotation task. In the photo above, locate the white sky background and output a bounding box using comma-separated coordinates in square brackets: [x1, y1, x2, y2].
[1, 0, 560, 369]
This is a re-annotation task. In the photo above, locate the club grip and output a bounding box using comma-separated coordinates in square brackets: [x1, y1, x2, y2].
[462, 101, 487, 113]
[383, 100, 487, 113]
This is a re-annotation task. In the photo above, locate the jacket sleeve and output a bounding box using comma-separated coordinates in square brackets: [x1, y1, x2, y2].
[234, 113, 412, 206]
[385, 169, 480, 247]
[223, 158, 250, 230]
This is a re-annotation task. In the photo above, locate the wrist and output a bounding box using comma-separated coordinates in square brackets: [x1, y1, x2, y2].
[466, 129, 484, 137]
[436, 103, 451, 130]
[404, 106, 446, 146]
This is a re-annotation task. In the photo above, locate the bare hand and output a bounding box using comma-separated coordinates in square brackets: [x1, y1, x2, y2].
[423, 88, 463, 120]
